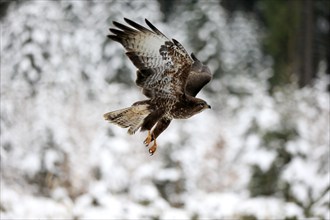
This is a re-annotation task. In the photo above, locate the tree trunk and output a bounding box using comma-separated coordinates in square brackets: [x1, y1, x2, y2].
[298, 0, 315, 87]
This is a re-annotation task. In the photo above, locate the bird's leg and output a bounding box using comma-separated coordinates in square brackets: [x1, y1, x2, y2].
[143, 119, 171, 156]
[143, 130, 153, 146]
[148, 138, 157, 156]
[143, 130, 157, 155]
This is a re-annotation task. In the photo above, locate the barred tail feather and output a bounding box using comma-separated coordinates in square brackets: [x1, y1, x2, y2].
[103, 104, 150, 134]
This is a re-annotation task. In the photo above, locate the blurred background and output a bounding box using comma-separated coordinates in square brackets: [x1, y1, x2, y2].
[1, 0, 329, 219]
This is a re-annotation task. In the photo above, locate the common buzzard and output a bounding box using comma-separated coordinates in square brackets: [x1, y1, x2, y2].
[104, 18, 212, 155]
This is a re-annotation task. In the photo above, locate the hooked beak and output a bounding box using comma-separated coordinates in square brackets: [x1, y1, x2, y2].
[207, 105, 211, 109]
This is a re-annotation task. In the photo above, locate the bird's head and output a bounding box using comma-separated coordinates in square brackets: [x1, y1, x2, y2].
[174, 95, 211, 119]
[193, 98, 211, 114]
[183, 96, 211, 117]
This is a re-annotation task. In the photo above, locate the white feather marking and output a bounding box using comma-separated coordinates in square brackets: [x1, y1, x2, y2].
[104, 104, 151, 135]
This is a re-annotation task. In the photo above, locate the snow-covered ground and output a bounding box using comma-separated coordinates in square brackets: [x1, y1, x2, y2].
[1, 1, 329, 219]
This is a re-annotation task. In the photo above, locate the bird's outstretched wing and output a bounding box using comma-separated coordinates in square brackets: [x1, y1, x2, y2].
[108, 18, 193, 99]
[185, 53, 212, 97]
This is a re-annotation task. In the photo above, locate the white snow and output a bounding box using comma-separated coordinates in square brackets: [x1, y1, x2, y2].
[1, 1, 329, 219]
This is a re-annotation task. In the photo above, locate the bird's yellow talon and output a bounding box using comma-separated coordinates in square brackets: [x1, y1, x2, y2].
[148, 139, 157, 156]
[144, 130, 152, 146]
[149, 144, 157, 156]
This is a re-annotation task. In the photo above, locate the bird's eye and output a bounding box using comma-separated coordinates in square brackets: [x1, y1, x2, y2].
[199, 103, 205, 108]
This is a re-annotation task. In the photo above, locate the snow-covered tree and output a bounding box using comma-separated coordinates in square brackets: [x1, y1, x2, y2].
[1, 1, 329, 219]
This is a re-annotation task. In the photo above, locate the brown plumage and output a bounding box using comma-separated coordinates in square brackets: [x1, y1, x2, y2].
[104, 18, 212, 155]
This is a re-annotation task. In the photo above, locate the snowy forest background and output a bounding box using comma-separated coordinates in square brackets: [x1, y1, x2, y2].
[1, 0, 329, 219]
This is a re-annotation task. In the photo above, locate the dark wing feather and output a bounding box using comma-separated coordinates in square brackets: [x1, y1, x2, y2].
[108, 18, 193, 99]
[185, 53, 212, 97]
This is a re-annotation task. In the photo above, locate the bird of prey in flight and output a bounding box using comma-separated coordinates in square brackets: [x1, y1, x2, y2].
[104, 18, 212, 155]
